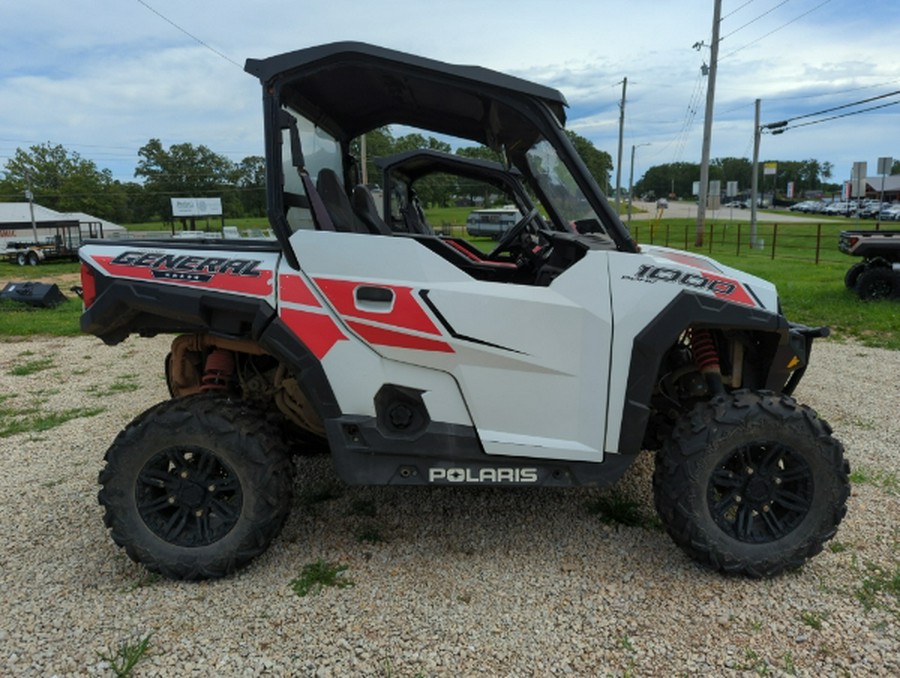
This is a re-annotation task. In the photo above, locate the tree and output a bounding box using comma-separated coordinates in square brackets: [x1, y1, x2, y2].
[0, 142, 121, 219]
[233, 156, 266, 218]
[565, 130, 612, 194]
[634, 161, 700, 200]
[350, 127, 395, 187]
[135, 139, 237, 221]
[711, 157, 752, 191]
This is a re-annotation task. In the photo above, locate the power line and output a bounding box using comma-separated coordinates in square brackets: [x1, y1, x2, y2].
[720, 0, 791, 41]
[721, 0, 758, 21]
[135, 0, 242, 69]
[765, 89, 900, 130]
[773, 99, 900, 133]
[721, 0, 833, 60]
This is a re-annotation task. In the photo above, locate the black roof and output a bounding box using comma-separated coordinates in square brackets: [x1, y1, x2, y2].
[373, 149, 522, 183]
[245, 42, 568, 148]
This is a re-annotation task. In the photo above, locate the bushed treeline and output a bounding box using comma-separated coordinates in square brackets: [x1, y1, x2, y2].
[634, 157, 841, 201]
[0, 141, 266, 224]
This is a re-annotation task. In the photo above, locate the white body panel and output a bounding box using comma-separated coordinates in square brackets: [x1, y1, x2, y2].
[289, 230, 613, 462]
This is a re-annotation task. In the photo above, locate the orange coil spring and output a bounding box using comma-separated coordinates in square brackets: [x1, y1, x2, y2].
[690, 328, 720, 372]
[201, 349, 235, 391]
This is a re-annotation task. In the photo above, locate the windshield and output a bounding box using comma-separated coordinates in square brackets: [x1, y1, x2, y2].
[525, 139, 606, 235]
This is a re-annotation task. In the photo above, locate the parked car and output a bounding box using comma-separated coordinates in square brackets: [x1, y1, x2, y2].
[859, 202, 890, 219]
[879, 205, 900, 221]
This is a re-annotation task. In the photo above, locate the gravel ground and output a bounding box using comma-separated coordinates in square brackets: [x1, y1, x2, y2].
[0, 333, 897, 677]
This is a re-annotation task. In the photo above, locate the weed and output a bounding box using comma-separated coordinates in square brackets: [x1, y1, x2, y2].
[618, 634, 635, 652]
[88, 375, 141, 396]
[290, 560, 354, 597]
[739, 648, 770, 675]
[829, 541, 850, 553]
[8, 357, 54, 376]
[587, 493, 646, 528]
[856, 562, 900, 616]
[850, 466, 899, 496]
[356, 525, 385, 543]
[800, 610, 824, 630]
[782, 652, 797, 676]
[124, 572, 162, 591]
[97, 633, 152, 678]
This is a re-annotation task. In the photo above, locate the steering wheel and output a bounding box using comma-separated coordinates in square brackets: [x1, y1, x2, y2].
[487, 208, 542, 260]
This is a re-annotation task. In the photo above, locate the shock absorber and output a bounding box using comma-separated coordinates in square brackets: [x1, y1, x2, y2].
[690, 328, 724, 395]
[200, 349, 235, 391]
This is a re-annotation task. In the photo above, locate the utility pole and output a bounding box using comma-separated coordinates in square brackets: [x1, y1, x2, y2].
[695, 0, 722, 247]
[750, 98, 760, 248]
[627, 142, 650, 231]
[614, 77, 627, 214]
[24, 169, 39, 244]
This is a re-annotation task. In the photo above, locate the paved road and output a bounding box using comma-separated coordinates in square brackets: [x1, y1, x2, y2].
[626, 200, 830, 223]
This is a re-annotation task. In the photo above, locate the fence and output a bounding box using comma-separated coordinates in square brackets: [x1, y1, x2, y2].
[629, 220, 895, 265]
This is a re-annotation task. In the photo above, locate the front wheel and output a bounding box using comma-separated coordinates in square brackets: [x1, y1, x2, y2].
[653, 390, 849, 577]
[844, 262, 866, 289]
[98, 394, 293, 579]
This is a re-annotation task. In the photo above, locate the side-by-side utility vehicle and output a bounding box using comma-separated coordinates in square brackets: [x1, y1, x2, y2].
[80, 43, 849, 580]
[839, 228, 900, 300]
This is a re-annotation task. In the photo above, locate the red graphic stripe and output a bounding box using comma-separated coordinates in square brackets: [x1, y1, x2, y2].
[656, 251, 721, 273]
[280, 273, 321, 307]
[346, 320, 454, 353]
[702, 274, 757, 307]
[314, 278, 441, 335]
[280, 308, 347, 360]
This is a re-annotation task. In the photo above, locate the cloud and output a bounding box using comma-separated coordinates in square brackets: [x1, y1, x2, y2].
[1, 0, 899, 184]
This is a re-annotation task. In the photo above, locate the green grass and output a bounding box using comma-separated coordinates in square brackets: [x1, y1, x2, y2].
[849, 466, 899, 495]
[856, 562, 900, 616]
[289, 560, 354, 597]
[0, 261, 83, 337]
[0, 404, 106, 438]
[8, 356, 55, 376]
[121, 216, 272, 233]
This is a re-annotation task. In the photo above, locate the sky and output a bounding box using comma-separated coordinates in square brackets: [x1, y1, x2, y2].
[1, 0, 899, 192]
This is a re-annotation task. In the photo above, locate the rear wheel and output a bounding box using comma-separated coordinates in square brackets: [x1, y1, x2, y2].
[653, 390, 849, 577]
[856, 266, 895, 300]
[16, 252, 26, 266]
[98, 394, 293, 579]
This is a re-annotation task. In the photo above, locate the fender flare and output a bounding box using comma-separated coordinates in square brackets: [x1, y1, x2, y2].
[617, 291, 785, 457]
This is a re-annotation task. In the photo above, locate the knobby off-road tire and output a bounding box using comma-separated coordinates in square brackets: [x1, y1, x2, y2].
[98, 394, 293, 580]
[653, 389, 849, 577]
[844, 262, 866, 289]
[855, 266, 895, 300]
